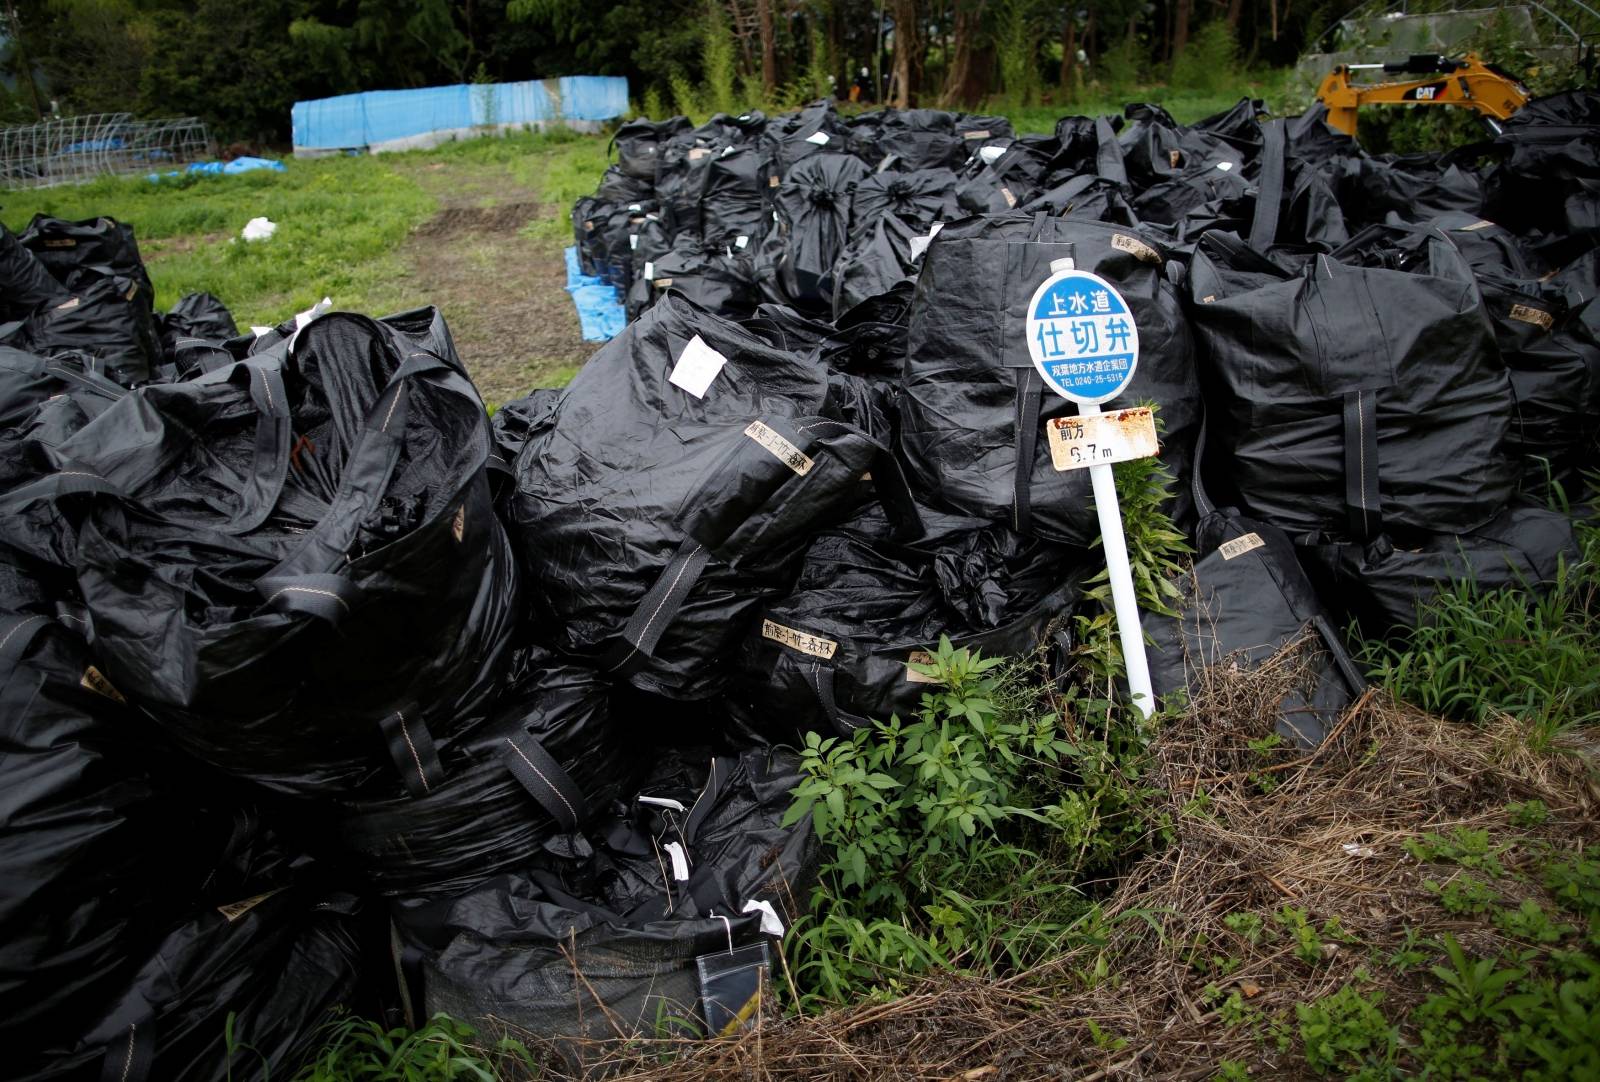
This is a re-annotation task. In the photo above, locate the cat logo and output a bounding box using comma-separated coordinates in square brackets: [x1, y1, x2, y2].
[451, 505, 465, 543]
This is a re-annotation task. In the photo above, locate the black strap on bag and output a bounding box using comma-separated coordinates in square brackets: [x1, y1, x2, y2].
[1095, 116, 1129, 188]
[98, 1020, 156, 1082]
[1341, 388, 1382, 540]
[254, 572, 363, 625]
[496, 729, 589, 831]
[1249, 119, 1287, 252]
[681, 755, 732, 844]
[379, 709, 447, 798]
[805, 662, 874, 734]
[600, 536, 713, 677]
[1010, 212, 1056, 537]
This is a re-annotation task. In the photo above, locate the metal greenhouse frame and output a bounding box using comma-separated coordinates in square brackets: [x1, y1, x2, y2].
[0, 113, 212, 190]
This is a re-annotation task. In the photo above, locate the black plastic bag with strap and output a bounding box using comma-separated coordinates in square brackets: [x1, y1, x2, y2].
[0, 610, 228, 1070]
[0, 221, 68, 320]
[390, 748, 815, 1066]
[1185, 228, 1515, 540]
[510, 292, 920, 700]
[5, 309, 521, 797]
[1141, 427, 1367, 749]
[1297, 501, 1579, 637]
[728, 502, 1085, 738]
[334, 645, 652, 896]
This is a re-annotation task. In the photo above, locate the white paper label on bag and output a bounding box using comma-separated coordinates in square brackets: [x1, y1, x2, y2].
[664, 842, 691, 881]
[908, 221, 944, 262]
[1045, 408, 1158, 471]
[978, 145, 1006, 164]
[669, 334, 727, 398]
[742, 898, 785, 937]
[805, 131, 831, 145]
[735, 234, 749, 250]
[643, 261, 655, 281]
[1216, 161, 1234, 171]
[630, 234, 639, 249]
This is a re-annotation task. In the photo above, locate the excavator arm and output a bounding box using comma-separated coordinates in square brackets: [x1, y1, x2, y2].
[1316, 52, 1530, 138]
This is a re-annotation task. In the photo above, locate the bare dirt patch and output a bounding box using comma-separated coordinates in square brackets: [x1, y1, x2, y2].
[390, 167, 595, 407]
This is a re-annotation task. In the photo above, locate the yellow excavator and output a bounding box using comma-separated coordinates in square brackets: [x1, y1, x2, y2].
[1315, 52, 1531, 137]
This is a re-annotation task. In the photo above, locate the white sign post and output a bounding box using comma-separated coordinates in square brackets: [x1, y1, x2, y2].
[1025, 258, 1156, 718]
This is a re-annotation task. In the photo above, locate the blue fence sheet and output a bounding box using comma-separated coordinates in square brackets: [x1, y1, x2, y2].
[564, 246, 625, 342]
[293, 77, 627, 150]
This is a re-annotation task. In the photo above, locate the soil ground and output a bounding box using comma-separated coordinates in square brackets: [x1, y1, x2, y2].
[390, 157, 595, 407]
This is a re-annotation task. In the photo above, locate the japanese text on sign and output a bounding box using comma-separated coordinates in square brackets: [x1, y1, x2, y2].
[1025, 269, 1140, 404]
[1045, 407, 1159, 472]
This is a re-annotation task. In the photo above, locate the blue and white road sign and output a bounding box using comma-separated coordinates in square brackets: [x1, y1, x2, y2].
[1025, 268, 1140, 405]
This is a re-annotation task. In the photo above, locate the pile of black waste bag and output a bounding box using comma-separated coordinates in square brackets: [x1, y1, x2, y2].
[2, 90, 1597, 1080]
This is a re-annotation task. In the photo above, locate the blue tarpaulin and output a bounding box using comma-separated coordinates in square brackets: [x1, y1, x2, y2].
[292, 77, 627, 154]
[147, 156, 287, 182]
[564, 246, 625, 342]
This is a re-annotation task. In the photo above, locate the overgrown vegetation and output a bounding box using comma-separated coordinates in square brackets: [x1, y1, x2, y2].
[280, 1012, 536, 1081]
[1361, 489, 1600, 751]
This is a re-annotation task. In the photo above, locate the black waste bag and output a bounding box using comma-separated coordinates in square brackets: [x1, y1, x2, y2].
[1019, 173, 1139, 224]
[572, 195, 605, 276]
[954, 141, 1052, 214]
[899, 215, 1200, 546]
[0, 611, 226, 1064]
[612, 115, 693, 180]
[391, 747, 816, 1063]
[729, 503, 1085, 738]
[20, 213, 155, 306]
[1141, 467, 1366, 749]
[1185, 229, 1515, 539]
[7, 309, 521, 797]
[1297, 502, 1580, 636]
[510, 292, 917, 700]
[1342, 153, 1482, 229]
[848, 167, 960, 237]
[700, 146, 772, 246]
[19, 275, 161, 386]
[490, 386, 563, 470]
[761, 101, 850, 175]
[0, 221, 68, 320]
[774, 152, 870, 311]
[0, 347, 126, 492]
[594, 164, 656, 204]
[36, 880, 364, 1082]
[1479, 89, 1600, 265]
[831, 212, 927, 320]
[159, 291, 239, 352]
[655, 113, 768, 235]
[1369, 214, 1600, 490]
[335, 646, 650, 896]
[643, 236, 761, 321]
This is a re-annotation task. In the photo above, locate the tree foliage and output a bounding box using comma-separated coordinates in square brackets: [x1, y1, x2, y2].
[2, 0, 1376, 143]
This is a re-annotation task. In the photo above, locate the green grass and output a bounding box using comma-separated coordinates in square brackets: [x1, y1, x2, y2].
[282, 1011, 537, 1081]
[0, 127, 611, 330]
[1359, 512, 1600, 750]
[2, 158, 432, 325]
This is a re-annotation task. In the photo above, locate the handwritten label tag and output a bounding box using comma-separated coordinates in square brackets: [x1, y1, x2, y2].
[1509, 303, 1554, 331]
[668, 334, 727, 398]
[761, 619, 836, 659]
[1046, 408, 1159, 472]
[744, 421, 813, 475]
[80, 665, 127, 704]
[217, 888, 284, 922]
[1111, 233, 1161, 263]
[1218, 532, 1266, 560]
